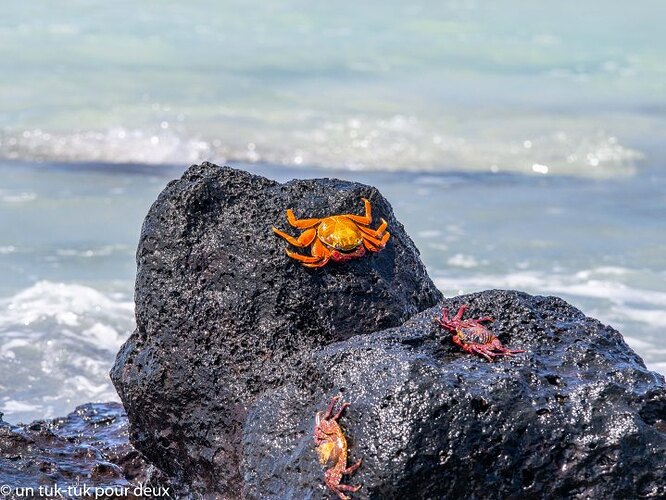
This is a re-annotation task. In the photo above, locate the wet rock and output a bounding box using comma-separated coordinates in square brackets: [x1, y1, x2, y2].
[111, 163, 442, 495]
[244, 290, 666, 498]
[112, 163, 665, 498]
[0, 403, 167, 496]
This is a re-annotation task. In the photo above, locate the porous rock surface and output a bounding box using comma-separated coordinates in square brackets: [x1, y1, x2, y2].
[111, 162, 443, 495]
[112, 163, 666, 498]
[0, 403, 166, 496]
[245, 291, 666, 499]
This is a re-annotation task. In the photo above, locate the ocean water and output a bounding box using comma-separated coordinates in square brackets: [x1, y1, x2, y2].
[0, 1, 665, 423]
[1, 0, 665, 175]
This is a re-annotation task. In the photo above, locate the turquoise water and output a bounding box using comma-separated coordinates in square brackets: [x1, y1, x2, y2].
[0, 2, 665, 423]
[1, 1, 665, 174]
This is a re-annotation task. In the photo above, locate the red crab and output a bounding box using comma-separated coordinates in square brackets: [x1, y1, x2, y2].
[436, 304, 525, 362]
[314, 395, 362, 500]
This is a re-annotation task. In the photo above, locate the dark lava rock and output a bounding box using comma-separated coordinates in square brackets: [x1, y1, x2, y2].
[243, 291, 666, 499]
[112, 163, 665, 498]
[0, 403, 168, 498]
[111, 163, 442, 495]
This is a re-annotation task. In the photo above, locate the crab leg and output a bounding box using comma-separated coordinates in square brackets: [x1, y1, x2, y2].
[436, 309, 451, 330]
[358, 218, 388, 238]
[471, 345, 496, 362]
[362, 239, 379, 252]
[488, 350, 521, 356]
[322, 395, 340, 420]
[286, 250, 326, 266]
[333, 489, 351, 500]
[453, 305, 468, 321]
[467, 342, 525, 361]
[378, 231, 390, 246]
[283, 236, 330, 267]
[344, 459, 362, 475]
[375, 218, 388, 235]
[344, 198, 372, 225]
[336, 484, 362, 492]
[361, 231, 389, 251]
[358, 232, 383, 248]
[272, 227, 317, 247]
[329, 483, 356, 500]
[489, 341, 526, 355]
[358, 226, 380, 239]
[454, 335, 497, 361]
[302, 239, 331, 268]
[286, 208, 322, 229]
[332, 402, 350, 421]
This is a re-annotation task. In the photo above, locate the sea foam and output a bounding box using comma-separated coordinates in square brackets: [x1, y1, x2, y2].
[0, 281, 134, 423]
[0, 125, 643, 179]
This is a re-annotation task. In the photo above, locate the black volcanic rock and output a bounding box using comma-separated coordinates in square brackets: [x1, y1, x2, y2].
[112, 163, 666, 498]
[0, 403, 166, 496]
[111, 163, 443, 495]
[243, 291, 666, 499]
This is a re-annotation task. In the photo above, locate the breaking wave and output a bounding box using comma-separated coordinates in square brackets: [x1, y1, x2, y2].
[0, 124, 643, 178]
[0, 281, 134, 423]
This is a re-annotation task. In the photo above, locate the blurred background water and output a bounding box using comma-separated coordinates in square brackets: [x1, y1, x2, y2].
[0, 1, 664, 423]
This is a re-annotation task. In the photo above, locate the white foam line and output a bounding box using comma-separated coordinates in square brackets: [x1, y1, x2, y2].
[647, 362, 666, 374]
[0, 124, 643, 178]
[435, 271, 666, 310]
[0, 281, 133, 330]
[1, 400, 42, 413]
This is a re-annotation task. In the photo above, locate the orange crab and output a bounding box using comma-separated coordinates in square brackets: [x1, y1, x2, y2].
[314, 395, 362, 500]
[272, 197, 390, 268]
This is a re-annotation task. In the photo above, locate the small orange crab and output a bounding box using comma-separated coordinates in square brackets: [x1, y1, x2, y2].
[314, 395, 362, 500]
[436, 305, 526, 362]
[272, 197, 389, 268]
